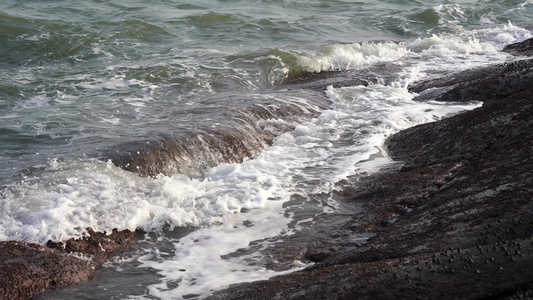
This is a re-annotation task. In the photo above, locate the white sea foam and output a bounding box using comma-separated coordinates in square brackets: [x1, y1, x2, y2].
[434, 4, 467, 26]
[130, 200, 301, 300]
[294, 41, 411, 73]
[290, 22, 531, 76]
[0, 154, 285, 243]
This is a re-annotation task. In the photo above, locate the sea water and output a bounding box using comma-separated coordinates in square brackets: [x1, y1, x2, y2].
[1, 1, 532, 299]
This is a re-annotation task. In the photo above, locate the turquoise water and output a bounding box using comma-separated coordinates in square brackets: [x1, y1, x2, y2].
[1, 1, 533, 299]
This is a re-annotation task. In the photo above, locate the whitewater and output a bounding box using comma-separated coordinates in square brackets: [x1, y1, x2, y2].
[0, 0, 532, 298]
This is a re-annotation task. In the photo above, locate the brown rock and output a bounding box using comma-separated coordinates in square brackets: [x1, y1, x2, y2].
[0, 228, 143, 300]
[0, 241, 96, 300]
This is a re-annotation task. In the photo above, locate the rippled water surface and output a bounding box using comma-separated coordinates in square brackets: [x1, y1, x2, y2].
[1, 0, 532, 299]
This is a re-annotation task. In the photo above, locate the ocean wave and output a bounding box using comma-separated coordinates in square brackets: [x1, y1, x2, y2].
[104, 94, 327, 178]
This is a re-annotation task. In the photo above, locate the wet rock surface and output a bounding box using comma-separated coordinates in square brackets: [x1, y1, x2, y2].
[209, 39, 533, 299]
[503, 38, 533, 56]
[0, 229, 143, 300]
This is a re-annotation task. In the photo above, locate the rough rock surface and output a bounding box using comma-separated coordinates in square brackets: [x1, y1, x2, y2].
[0, 229, 142, 300]
[209, 39, 533, 299]
[503, 38, 533, 57]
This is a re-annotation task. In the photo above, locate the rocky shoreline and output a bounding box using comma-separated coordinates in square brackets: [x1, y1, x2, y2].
[1, 39, 532, 299]
[208, 39, 533, 299]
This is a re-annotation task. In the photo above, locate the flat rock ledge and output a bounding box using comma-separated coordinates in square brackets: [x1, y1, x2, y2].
[209, 39, 533, 299]
[0, 228, 143, 300]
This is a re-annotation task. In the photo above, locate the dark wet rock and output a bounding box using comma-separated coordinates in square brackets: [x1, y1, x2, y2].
[0, 228, 143, 300]
[503, 37, 533, 56]
[410, 58, 533, 103]
[0, 241, 97, 300]
[46, 228, 143, 263]
[281, 61, 402, 91]
[209, 44, 533, 299]
[409, 39, 533, 104]
[281, 69, 376, 91]
[389, 88, 533, 167]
